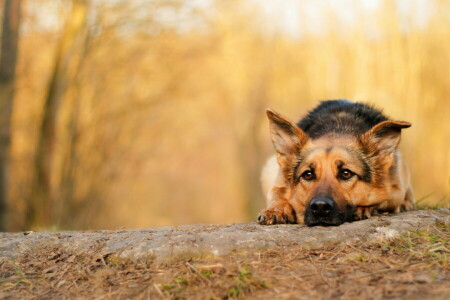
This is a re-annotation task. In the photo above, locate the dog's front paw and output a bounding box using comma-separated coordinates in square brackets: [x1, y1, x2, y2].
[400, 201, 415, 212]
[354, 206, 378, 220]
[257, 204, 296, 225]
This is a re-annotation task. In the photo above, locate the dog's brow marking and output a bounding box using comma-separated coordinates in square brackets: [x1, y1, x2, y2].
[357, 156, 372, 182]
[292, 151, 309, 184]
[344, 147, 372, 183]
[325, 146, 333, 154]
[292, 161, 301, 184]
[335, 160, 345, 168]
[294, 150, 311, 168]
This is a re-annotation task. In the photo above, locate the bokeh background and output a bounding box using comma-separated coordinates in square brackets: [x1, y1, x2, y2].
[0, 0, 449, 231]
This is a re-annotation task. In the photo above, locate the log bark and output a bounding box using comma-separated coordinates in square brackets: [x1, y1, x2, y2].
[2, 210, 449, 261]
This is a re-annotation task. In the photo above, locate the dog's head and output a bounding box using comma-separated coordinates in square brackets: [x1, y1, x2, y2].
[267, 109, 411, 226]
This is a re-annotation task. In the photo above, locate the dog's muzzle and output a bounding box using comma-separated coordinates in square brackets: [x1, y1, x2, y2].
[304, 197, 348, 226]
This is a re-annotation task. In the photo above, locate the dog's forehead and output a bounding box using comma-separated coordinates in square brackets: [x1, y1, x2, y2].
[303, 146, 353, 162]
[305, 136, 356, 158]
[309, 134, 356, 147]
[301, 137, 363, 170]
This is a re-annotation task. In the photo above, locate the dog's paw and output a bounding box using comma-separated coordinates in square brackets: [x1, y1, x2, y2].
[257, 204, 296, 225]
[354, 206, 377, 220]
[400, 200, 415, 212]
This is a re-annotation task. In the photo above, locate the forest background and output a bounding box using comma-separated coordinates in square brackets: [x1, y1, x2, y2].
[0, 0, 448, 231]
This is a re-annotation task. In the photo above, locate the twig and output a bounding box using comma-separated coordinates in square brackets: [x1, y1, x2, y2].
[153, 284, 164, 297]
[346, 243, 371, 255]
[325, 247, 345, 263]
[348, 262, 423, 279]
[196, 263, 223, 270]
[308, 255, 332, 287]
[185, 262, 209, 282]
[100, 256, 108, 267]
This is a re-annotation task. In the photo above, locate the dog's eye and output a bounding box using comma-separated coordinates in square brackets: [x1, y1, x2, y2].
[301, 170, 316, 181]
[339, 169, 355, 180]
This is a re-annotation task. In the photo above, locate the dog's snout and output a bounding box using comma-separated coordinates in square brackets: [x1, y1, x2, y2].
[310, 197, 335, 216]
[305, 197, 339, 226]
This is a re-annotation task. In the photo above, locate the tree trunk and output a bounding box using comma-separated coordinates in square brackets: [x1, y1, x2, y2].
[26, 0, 88, 229]
[0, 0, 21, 231]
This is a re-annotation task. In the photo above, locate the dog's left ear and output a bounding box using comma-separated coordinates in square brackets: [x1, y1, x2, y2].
[266, 109, 308, 157]
[360, 120, 411, 155]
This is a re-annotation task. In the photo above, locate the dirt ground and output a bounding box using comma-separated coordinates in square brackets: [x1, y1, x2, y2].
[1, 224, 449, 300]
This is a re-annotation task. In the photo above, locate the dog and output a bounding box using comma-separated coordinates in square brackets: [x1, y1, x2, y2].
[258, 100, 415, 226]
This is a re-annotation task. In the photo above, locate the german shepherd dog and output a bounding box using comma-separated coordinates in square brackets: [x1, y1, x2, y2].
[258, 100, 415, 226]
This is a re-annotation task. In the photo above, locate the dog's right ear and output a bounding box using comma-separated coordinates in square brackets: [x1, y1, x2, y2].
[266, 109, 308, 157]
[359, 120, 411, 156]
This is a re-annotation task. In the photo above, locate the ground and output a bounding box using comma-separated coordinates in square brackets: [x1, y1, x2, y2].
[1, 210, 449, 299]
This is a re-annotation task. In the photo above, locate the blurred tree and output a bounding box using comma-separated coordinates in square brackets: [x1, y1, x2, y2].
[26, 0, 88, 229]
[5, 0, 448, 230]
[0, 0, 21, 231]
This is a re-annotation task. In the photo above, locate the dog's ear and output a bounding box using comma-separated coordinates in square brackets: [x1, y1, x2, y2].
[360, 120, 411, 155]
[266, 109, 308, 157]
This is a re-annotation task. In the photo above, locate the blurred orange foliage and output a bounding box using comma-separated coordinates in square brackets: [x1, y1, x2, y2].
[5, 0, 450, 230]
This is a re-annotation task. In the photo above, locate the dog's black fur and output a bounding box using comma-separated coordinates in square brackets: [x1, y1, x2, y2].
[296, 100, 388, 139]
[259, 100, 414, 227]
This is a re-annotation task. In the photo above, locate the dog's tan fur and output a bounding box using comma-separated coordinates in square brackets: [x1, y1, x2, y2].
[259, 106, 415, 226]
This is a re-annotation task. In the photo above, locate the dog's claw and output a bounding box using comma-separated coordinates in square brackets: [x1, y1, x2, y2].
[257, 214, 266, 224]
[400, 201, 415, 212]
[354, 206, 376, 220]
[257, 204, 296, 225]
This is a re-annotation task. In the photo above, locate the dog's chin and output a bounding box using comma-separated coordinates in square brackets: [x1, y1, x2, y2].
[305, 219, 344, 227]
[304, 206, 355, 227]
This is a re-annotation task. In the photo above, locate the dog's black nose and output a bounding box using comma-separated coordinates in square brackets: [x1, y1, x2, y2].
[309, 197, 336, 217]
